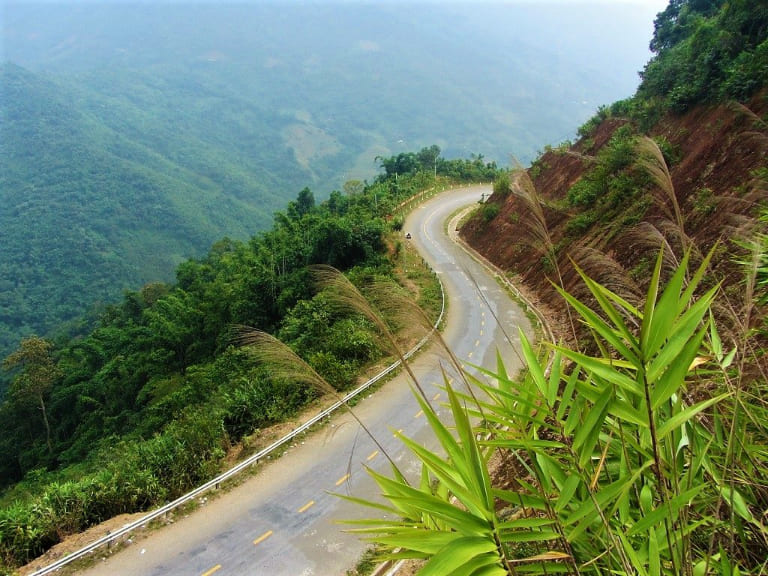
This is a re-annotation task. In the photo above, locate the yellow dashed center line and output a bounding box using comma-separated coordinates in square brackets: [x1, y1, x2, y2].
[414, 409, 424, 419]
[468, 351, 474, 359]
[475, 339, 480, 347]
[481, 320, 485, 326]
[367, 450, 379, 461]
[432, 392, 441, 401]
[480, 330, 484, 336]
[253, 530, 273, 546]
[335, 473, 351, 486]
[298, 500, 315, 513]
[201, 565, 222, 576]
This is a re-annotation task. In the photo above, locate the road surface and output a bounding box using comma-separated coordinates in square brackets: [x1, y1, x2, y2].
[79, 185, 533, 576]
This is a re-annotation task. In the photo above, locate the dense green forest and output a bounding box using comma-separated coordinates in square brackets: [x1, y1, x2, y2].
[0, 151, 499, 571]
[0, 2, 660, 364]
[0, 63, 301, 363]
[576, 0, 768, 131]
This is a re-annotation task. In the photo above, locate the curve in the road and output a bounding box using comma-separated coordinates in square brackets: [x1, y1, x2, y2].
[76, 185, 533, 576]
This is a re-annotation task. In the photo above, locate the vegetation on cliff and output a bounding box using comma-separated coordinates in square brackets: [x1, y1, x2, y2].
[351, 0, 768, 573]
[0, 152, 499, 572]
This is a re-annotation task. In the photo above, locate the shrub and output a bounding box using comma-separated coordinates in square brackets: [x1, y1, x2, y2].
[481, 203, 500, 222]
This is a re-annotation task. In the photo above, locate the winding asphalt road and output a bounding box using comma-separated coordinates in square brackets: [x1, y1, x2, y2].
[79, 185, 533, 576]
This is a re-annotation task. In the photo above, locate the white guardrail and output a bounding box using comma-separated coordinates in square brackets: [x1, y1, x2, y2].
[31, 268, 446, 576]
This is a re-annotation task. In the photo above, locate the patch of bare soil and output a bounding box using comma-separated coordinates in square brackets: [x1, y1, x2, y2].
[461, 96, 768, 344]
[18, 513, 146, 576]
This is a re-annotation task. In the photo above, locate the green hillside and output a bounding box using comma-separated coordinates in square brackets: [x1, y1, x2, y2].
[0, 63, 296, 359]
[0, 155, 499, 573]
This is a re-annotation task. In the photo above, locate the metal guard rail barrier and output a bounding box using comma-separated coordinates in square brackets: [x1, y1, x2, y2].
[31, 268, 446, 576]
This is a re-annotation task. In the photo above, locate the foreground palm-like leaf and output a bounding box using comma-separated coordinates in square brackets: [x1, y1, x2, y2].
[339, 380, 571, 575]
[343, 248, 754, 574]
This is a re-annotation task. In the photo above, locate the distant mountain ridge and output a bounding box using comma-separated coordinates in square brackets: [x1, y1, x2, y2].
[0, 2, 660, 359]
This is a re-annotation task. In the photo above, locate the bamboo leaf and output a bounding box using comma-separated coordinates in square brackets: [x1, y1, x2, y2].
[679, 243, 716, 312]
[572, 385, 612, 467]
[554, 347, 640, 395]
[498, 517, 558, 531]
[557, 283, 640, 367]
[646, 289, 715, 387]
[396, 433, 488, 519]
[376, 531, 458, 555]
[564, 462, 650, 537]
[649, 529, 660, 576]
[506, 550, 571, 564]
[555, 474, 582, 513]
[391, 494, 491, 535]
[419, 537, 501, 576]
[650, 325, 708, 410]
[628, 485, 706, 536]
[656, 393, 729, 439]
[557, 364, 580, 422]
[443, 553, 508, 576]
[446, 383, 493, 509]
[640, 248, 665, 354]
[718, 485, 755, 523]
[503, 529, 561, 543]
[520, 330, 549, 403]
[644, 250, 690, 358]
[547, 349, 563, 408]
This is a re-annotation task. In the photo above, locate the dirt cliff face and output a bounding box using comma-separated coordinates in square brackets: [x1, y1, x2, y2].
[461, 94, 768, 343]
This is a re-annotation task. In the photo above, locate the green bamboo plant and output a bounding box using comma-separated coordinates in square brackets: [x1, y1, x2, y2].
[342, 247, 766, 574]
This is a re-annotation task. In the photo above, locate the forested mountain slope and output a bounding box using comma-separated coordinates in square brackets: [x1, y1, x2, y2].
[0, 2, 659, 361]
[1, 63, 291, 359]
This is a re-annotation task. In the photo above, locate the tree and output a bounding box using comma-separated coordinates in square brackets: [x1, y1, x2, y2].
[343, 179, 364, 197]
[287, 187, 316, 220]
[417, 145, 441, 175]
[3, 336, 61, 455]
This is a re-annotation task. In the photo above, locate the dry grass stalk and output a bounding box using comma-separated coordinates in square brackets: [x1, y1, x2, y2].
[569, 246, 642, 321]
[635, 136, 686, 237]
[510, 169, 580, 347]
[310, 264, 433, 407]
[233, 327, 402, 474]
[340, 272, 491, 415]
[510, 169, 556, 257]
[620, 221, 681, 276]
[727, 101, 768, 131]
[563, 149, 598, 164]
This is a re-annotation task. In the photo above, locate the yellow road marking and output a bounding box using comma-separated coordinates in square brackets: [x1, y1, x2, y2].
[393, 429, 403, 437]
[432, 392, 440, 401]
[480, 330, 484, 336]
[253, 530, 273, 545]
[201, 565, 222, 576]
[298, 500, 315, 513]
[335, 474, 350, 486]
[481, 320, 485, 326]
[468, 351, 474, 359]
[367, 450, 379, 461]
[475, 339, 480, 347]
[414, 409, 424, 419]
